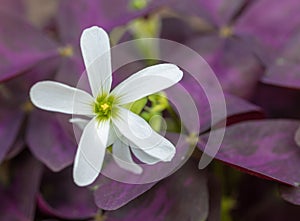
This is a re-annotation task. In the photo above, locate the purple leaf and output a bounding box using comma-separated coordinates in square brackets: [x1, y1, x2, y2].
[253, 83, 300, 119]
[171, 0, 246, 27]
[235, 0, 300, 55]
[0, 152, 43, 221]
[26, 110, 76, 172]
[280, 185, 300, 205]
[94, 133, 192, 210]
[262, 63, 300, 89]
[223, 93, 265, 125]
[0, 11, 59, 82]
[261, 31, 300, 89]
[55, 56, 84, 86]
[0, 108, 24, 163]
[187, 36, 263, 98]
[5, 136, 25, 160]
[57, 0, 166, 44]
[198, 120, 300, 186]
[197, 0, 246, 26]
[38, 167, 98, 220]
[105, 160, 209, 221]
[172, 77, 263, 133]
[94, 176, 156, 211]
[207, 174, 221, 221]
[160, 17, 198, 44]
[0, 0, 24, 16]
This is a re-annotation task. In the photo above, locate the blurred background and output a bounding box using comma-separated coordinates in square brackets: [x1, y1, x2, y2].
[1, 0, 300, 220]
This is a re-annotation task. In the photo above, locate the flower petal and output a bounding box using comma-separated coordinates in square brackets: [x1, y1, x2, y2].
[73, 117, 109, 186]
[130, 146, 161, 165]
[107, 126, 118, 147]
[69, 118, 90, 130]
[112, 139, 143, 174]
[80, 26, 112, 97]
[112, 107, 176, 162]
[30, 81, 94, 115]
[111, 64, 183, 104]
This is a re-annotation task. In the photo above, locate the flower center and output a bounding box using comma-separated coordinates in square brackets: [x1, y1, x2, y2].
[219, 26, 233, 38]
[93, 94, 115, 121]
[58, 45, 74, 57]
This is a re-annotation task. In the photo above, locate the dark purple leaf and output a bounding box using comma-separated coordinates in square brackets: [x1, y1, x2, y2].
[253, 83, 300, 119]
[187, 36, 263, 98]
[0, 0, 24, 16]
[171, 0, 246, 27]
[57, 0, 166, 44]
[0, 11, 59, 82]
[170, 0, 214, 26]
[207, 174, 221, 221]
[94, 176, 156, 211]
[261, 31, 300, 89]
[5, 136, 25, 160]
[280, 185, 300, 205]
[233, 174, 300, 221]
[105, 160, 209, 221]
[94, 133, 192, 210]
[55, 56, 84, 86]
[38, 167, 98, 219]
[235, 0, 300, 56]
[171, 78, 263, 133]
[0, 152, 43, 221]
[197, 0, 246, 26]
[160, 17, 198, 44]
[26, 110, 76, 172]
[223, 93, 265, 126]
[198, 120, 300, 186]
[262, 63, 300, 89]
[0, 108, 24, 163]
[280, 185, 300, 206]
[275, 30, 300, 63]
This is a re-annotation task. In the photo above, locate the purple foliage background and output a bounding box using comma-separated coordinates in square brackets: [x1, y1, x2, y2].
[1, 0, 300, 220]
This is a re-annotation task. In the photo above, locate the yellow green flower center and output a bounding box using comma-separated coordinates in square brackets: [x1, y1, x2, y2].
[93, 94, 115, 121]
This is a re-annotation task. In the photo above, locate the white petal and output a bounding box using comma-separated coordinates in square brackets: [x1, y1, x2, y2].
[30, 81, 94, 115]
[112, 139, 142, 174]
[80, 26, 112, 97]
[111, 64, 183, 104]
[112, 107, 176, 162]
[69, 118, 90, 130]
[131, 146, 161, 165]
[73, 118, 110, 186]
[107, 126, 118, 147]
[112, 134, 160, 164]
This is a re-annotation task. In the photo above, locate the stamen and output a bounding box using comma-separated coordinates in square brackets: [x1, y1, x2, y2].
[101, 103, 109, 111]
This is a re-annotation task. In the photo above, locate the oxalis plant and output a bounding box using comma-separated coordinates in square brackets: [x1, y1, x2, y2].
[2, 0, 300, 220]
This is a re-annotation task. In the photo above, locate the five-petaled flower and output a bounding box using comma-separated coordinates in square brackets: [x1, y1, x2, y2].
[30, 26, 183, 186]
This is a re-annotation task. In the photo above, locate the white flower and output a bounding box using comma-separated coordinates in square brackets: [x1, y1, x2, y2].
[29, 26, 183, 186]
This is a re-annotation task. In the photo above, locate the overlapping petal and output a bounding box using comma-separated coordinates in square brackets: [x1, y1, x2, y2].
[112, 107, 176, 162]
[112, 139, 143, 174]
[73, 117, 109, 186]
[131, 146, 161, 165]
